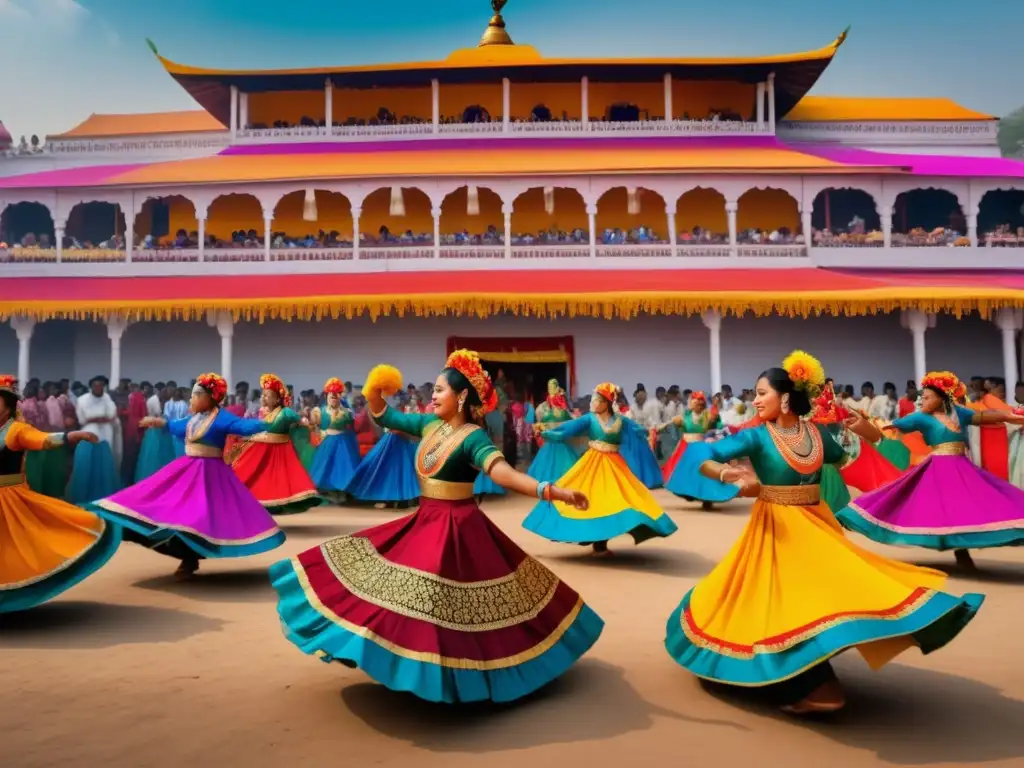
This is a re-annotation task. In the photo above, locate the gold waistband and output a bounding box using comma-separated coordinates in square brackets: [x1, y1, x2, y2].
[0, 473, 25, 488]
[932, 442, 968, 456]
[759, 484, 820, 506]
[419, 477, 475, 501]
[682, 433, 703, 443]
[588, 440, 619, 454]
[186, 443, 223, 458]
[249, 432, 290, 444]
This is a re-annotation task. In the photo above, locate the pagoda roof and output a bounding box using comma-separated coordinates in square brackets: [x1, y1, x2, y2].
[150, 30, 850, 126]
[785, 96, 996, 122]
[51, 111, 225, 140]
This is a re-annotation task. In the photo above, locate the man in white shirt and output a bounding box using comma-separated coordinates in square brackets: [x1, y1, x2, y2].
[848, 382, 875, 414]
[145, 381, 164, 418]
[630, 385, 663, 429]
[869, 382, 899, 422]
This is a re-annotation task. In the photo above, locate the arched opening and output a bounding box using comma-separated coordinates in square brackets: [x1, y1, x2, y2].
[891, 188, 965, 246]
[439, 186, 503, 245]
[0, 201, 54, 247]
[810, 188, 881, 246]
[134, 195, 198, 250]
[271, 190, 353, 247]
[595, 187, 667, 244]
[978, 189, 1024, 246]
[606, 102, 641, 122]
[511, 187, 588, 244]
[360, 187, 432, 246]
[461, 105, 492, 123]
[530, 104, 552, 122]
[675, 187, 727, 244]
[206, 193, 265, 251]
[736, 188, 799, 244]
[64, 201, 126, 250]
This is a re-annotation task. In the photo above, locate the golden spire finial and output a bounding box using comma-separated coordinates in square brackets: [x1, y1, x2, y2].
[479, 0, 514, 47]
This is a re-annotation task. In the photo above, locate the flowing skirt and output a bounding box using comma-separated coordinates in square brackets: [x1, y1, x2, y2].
[876, 437, 912, 472]
[665, 495, 983, 689]
[620, 425, 663, 490]
[0, 482, 121, 613]
[270, 497, 604, 703]
[25, 449, 68, 499]
[231, 440, 320, 514]
[66, 440, 120, 504]
[836, 454, 1024, 550]
[134, 427, 176, 483]
[292, 427, 318, 474]
[527, 440, 581, 484]
[523, 448, 677, 544]
[820, 463, 853, 514]
[345, 432, 420, 503]
[89, 456, 285, 559]
[665, 441, 740, 504]
[661, 438, 687, 484]
[839, 440, 903, 493]
[308, 431, 361, 493]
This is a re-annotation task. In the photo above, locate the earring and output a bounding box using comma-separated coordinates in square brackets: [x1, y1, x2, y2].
[781, 395, 790, 415]
[457, 392, 467, 412]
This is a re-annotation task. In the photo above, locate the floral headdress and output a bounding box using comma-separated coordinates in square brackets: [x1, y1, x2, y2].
[811, 382, 849, 424]
[689, 390, 707, 406]
[193, 373, 228, 404]
[260, 373, 292, 407]
[0, 375, 19, 399]
[323, 377, 345, 396]
[444, 349, 498, 420]
[593, 382, 619, 406]
[921, 371, 962, 401]
[782, 350, 826, 399]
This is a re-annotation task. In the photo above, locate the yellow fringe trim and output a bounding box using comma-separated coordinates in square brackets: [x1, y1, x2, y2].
[1, 287, 1023, 323]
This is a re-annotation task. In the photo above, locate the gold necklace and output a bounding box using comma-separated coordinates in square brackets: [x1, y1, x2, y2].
[421, 422, 455, 472]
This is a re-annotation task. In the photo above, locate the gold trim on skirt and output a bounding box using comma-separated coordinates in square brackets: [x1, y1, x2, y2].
[419, 478, 475, 501]
[682, 433, 703, 444]
[185, 443, 223, 458]
[759, 484, 820, 506]
[931, 442, 967, 456]
[587, 440, 620, 454]
[0, 473, 25, 488]
[249, 432, 291, 444]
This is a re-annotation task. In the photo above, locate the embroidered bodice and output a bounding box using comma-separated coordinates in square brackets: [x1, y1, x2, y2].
[166, 409, 269, 450]
[892, 406, 975, 447]
[318, 406, 354, 431]
[705, 423, 846, 486]
[541, 412, 645, 448]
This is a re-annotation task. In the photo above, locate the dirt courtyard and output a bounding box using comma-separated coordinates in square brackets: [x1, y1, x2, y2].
[2, 493, 1023, 768]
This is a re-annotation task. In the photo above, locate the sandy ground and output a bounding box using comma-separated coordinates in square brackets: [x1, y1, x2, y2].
[2, 492, 1024, 768]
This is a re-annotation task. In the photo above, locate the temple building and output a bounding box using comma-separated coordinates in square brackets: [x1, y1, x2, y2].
[1, 8, 1023, 398]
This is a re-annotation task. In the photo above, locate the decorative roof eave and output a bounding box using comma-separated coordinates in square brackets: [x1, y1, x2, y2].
[148, 29, 848, 126]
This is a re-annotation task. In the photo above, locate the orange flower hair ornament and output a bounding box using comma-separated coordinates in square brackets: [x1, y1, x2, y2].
[593, 382, 620, 406]
[194, 373, 228, 404]
[323, 377, 345, 395]
[0, 375, 18, 398]
[689, 390, 707, 406]
[921, 371, 962, 401]
[260, 373, 292, 407]
[444, 349, 498, 420]
[782, 350, 826, 398]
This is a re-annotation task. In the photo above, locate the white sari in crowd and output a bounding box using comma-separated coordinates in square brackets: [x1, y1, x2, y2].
[76, 391, 120, 470]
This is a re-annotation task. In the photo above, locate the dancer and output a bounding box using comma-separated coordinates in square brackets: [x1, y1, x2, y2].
[835, 371, 1024, 569]
[67, 376, 120, 503]
[522, 382, 677, 555]
[89, 373, 285, 580]
[658, 391, 738, 509]
[526, 378, 580, 483]
[270, 351, 603, 703]
[229, 373, 319, 514]
[307, 378, 361, 502]
[664, 352, 983, 715]
[0, 375, 122, 613]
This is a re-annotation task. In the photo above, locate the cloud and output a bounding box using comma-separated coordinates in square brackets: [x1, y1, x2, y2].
[0, 0, 119, 42]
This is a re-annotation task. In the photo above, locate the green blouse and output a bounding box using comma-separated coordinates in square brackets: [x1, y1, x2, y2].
[535, 401, 572, 425]
[706, 423, 846, 486]
[260, 407, 301, 435]
[543, 412, 643, 448]
[374, 405, 505, 485]
[317, 405, 354, 431]
[678, 410, 721, 434]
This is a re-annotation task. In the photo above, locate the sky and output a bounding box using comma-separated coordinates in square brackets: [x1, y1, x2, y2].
[1, 0, 1022, 139]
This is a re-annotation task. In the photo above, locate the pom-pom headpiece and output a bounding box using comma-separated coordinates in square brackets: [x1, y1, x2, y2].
[593, 382, 620, 406]
[260, 373, 291, 407]
[444, 349, 498, 420]
[193, 373, 228, 404]
[323, 377, 344, 396]
[0, 375, 19, 399]
[782, 350, 826, 399]
[921, 371, 962, 401]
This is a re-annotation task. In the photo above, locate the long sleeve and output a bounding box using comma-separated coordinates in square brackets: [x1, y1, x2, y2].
[221, 412, 274, 438]
[371, 404, 433, 437]
[706, 428, 762, 463]
[9, 421, 65, 452]
[892, 412, 927, 435]
[165, 417, 191, 440]
[542, 414, 591, 443]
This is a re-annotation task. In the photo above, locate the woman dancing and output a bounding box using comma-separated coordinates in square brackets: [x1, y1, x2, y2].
[229, 374, 319, 514]
[0, 375, 122, 612]
[664, 352, 983, 715]
[657, 391, 738, 510]
[522, 382, 677, 556]
[89, 374, 285, 580]
[270, 350, 603, 703]
[307, 377, 361, 502]
[835, 371, 1024, 569]
[526, 378, 580, 484]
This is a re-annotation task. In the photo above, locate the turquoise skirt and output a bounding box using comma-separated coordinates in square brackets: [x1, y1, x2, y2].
[135, 428, 177, 483]
[67, 441, 120, 504]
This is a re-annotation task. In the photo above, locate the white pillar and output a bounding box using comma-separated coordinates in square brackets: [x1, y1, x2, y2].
[263, 209, 272, 261]
[967, 212, 978, 247]
[587, 203, 597, 258]
[663, 73, 673, 121]
[124, 196, 134, 263]
[702, 310, 723, 395]
[581, 77, 589, 128]
[197, 214, 207, 262]
[901, 309, 934, 385]
[725, 200, 738, 256]
[240, 93, 249, 130]
[996, 308, 1023, 388]
[10, 316, 35, 386]
[431, 79, 440, 134]
[882, 207, 893, 249]
[106, 316, 130, 386]
[229, 85, 239, 139]
[502, 77, 511, 132]
[55, 225, 65, 263]
[352, 207, 361, 260]
[666, 205, 677, 256]
[756, 82, 765, 128]
[767, 73, 776, 132]
[432, 206, 442, 259]
[503, 203, 513, 259]
[801, 207, 812, 246]
[324, 79, 333, 133]
[208, 310, 235, 388]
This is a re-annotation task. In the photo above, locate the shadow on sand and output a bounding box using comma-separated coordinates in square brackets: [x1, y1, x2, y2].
[340, 659, 747, 753]
[911, 559, 1024, 587]
[0, 601, 224, 649]
[540, 547, 715, 578]
[132, 567, 275, 604]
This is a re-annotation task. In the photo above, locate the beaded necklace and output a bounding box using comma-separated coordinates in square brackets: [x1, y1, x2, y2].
[766, 419, 823, 474]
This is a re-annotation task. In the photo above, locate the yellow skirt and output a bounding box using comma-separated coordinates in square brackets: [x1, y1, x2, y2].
[665, 499, 983, 685]
[523, 449, 677, 544]
[0, 483, 121, 613]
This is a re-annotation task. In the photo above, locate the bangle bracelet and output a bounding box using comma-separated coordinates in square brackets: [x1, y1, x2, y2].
[536, 481, 550, 500]
[718, 467, 729, 483]
[543, 484, 554, 501]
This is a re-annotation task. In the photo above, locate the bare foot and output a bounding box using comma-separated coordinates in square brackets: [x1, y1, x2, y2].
[174, 559, 199, 582]
[781, 680, 846, 716]
[954, 549, 977, 571]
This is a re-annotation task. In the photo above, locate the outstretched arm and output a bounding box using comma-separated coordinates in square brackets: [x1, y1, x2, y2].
[489, 459, 587, 510]
[541, 414, 590, 442]
[971, 409, 1024, 426]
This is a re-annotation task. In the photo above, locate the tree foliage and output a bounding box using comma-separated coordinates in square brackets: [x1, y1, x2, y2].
[998, 106, 1024, 157]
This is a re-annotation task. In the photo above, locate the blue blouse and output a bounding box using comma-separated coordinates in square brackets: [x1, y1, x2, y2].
[166, 408, 269, 450]
[891, 406, 976, 447]
[543, 412, 646, 448]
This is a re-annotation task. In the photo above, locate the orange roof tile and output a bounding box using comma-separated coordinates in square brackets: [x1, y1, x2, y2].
[50, 111, 226, 139]
[786, 96, 995, 122]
